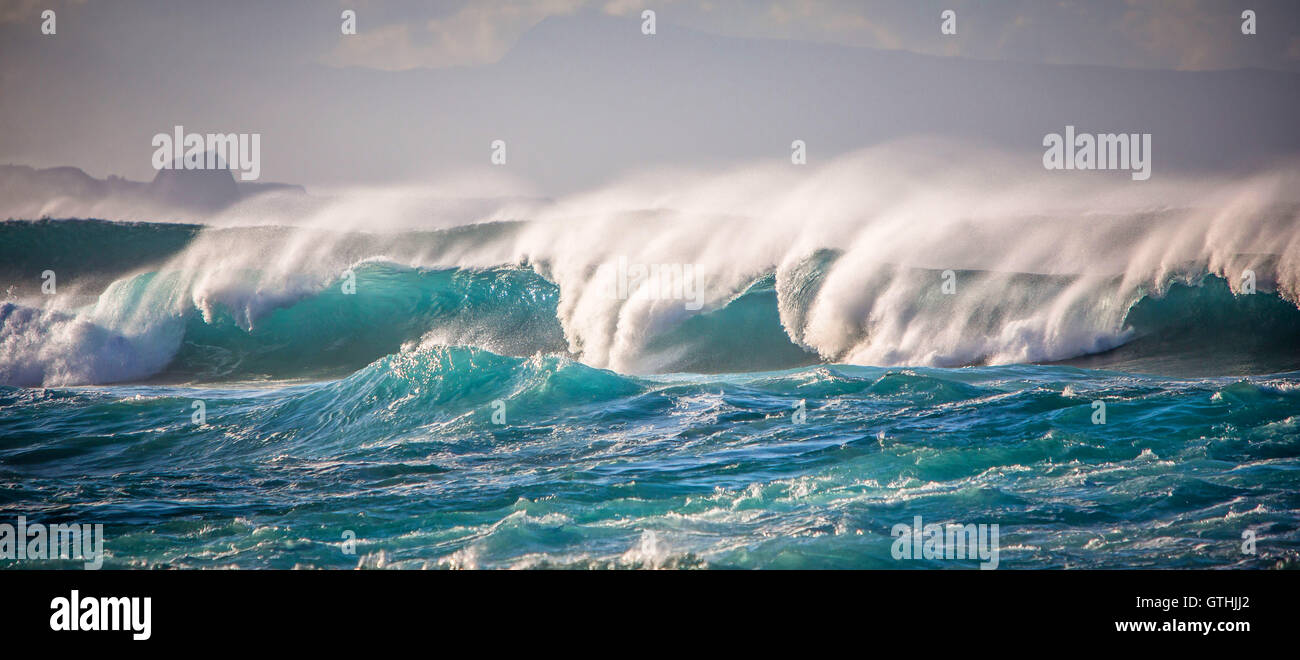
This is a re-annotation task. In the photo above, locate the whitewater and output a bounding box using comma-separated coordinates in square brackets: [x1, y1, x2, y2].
[2, 143, 1299, 568]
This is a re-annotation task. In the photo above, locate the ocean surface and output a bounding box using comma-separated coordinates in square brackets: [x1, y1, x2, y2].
[2, 219, 1299, 569]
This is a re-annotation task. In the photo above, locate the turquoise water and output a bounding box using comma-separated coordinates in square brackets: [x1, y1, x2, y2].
[2, 220, 1299, 569]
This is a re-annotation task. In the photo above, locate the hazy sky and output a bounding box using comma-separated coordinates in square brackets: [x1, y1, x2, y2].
[333, 0, 1300, 72]
[2, 1, 1298, 191]
[4, 0, 1296, 71]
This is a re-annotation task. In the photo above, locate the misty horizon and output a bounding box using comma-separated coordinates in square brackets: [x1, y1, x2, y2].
[3, 3, 1300, 195]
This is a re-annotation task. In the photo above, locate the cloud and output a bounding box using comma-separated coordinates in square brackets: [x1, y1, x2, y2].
[0, 0, 46, 24]
[0, 0, 86, 24]
[600, 0, 645, 16]
[1118, 0, 1236, 70]
[320, 0, 1298, 72]
[325, 0, 585, 70]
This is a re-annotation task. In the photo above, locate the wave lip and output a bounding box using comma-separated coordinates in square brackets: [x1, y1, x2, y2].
[5, 263, 1300, 386]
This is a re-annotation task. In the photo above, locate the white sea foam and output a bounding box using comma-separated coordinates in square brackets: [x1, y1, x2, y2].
[4, 139, 1299, 385]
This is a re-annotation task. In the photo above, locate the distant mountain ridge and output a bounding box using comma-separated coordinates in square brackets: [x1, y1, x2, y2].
[0, 163, 305, 220]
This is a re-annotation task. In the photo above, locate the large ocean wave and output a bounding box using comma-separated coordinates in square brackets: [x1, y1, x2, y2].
[3, 214, 1300, 387]
[4, 144, 1300, 569]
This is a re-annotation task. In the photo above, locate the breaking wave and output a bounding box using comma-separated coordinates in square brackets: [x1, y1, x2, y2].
[3, 143, 1300, 386]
